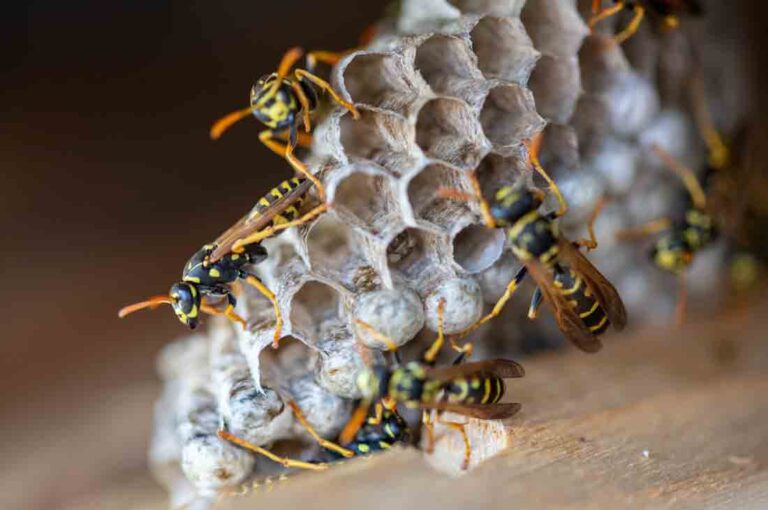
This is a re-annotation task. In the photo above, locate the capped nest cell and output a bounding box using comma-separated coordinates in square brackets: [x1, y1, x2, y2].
[150, 0, 747, 505]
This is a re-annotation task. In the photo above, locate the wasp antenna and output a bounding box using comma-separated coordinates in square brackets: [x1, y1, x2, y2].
[690, 74, 730, 169]
[525, 133, 568, 218]
[118, 295, 173, 318]
[651, 145, 707, 210]
[210, 107, 252, 140]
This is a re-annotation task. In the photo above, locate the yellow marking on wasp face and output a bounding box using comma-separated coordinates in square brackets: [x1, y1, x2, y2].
[589, 314, 609, 332]
[379, 441, 391, 449]
[185, 276, 201, 284]
[357, 443, 370, 453]
[482, 378, 492, 404]
[209, 268, 221, 278]
[580, 300, 600, 319]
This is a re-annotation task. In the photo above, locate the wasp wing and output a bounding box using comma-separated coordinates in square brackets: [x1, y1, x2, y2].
[425, 359, 525, 383]
[558, 239, 627, 331]
[526, 259, 603, 353]
[209, 178, 313, 262]
[420, 401, 522, 420]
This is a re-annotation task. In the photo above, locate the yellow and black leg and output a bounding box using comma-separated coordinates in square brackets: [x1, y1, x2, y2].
[305, 50, 347, 71]
[526, 134, 568, 218]
[241, 274, 283, 348]
[527, 287, 544, 320]
[455, 266, 529, 338]
[294, 69, 359, 119]
[288, 400, 354, 458]
[218, 429, 327, 471]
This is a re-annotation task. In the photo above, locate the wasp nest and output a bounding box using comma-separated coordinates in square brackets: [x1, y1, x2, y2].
[150, 0, 746, 505]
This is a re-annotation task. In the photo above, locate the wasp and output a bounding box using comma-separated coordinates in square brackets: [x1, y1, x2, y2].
[338, 300, 525, 470]
[210, 47, 359, 201]
[589, 0, 703, 44]
[441, 136, 627, 353]
[119, 177, 325, 347]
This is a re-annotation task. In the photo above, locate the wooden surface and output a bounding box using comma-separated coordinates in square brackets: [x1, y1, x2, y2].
[213, 296, 768, 510]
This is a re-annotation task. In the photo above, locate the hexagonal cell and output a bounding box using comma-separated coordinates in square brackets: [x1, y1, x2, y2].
[406, 162, 474, 231]
[569, 94, 610, 160]
[521, 0, 589, 58]
[342, 52, 427, 117]
[479, 84, 544, 154]
[416, 97, 487, 170]
[332, 171, 401, 237]
[469, 16, 540, 85]
[452, 224, 505, 273]
[528, 55, 581, 123]
[386, 227, 449, 288]
[475, 151, 531, 200]
[288, 281, 343, 344]
[340, 109, 419, 172]
[305, 214, 356, 279]
[448, 0, 525, 16]
[414, 35, 487, 109]
[578, 34, 630, 94]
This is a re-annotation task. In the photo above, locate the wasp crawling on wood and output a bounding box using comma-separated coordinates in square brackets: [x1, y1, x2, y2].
[210, 47, 360, 201]
[338, 300, 525, 470]
[442, 136, 627, 353]
[119, 177, 323, 347]
[589, 0, 703, 44]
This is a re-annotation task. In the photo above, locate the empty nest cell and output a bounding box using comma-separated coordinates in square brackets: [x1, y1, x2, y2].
[414, 34, 487, 109]
[475, 151, 531, 200]
[288, 280, 343, 345]
[406, 162, 475, 232]
[528, 55, 582, 124]
[332, 170, 401, 237]
[452, 224, 506, 274]
[521, 0, 589, 59]
[342, 52, 426, 117]
[469, 16, 540, 85]
[479, 84, 543, 153]
[416, 97, 487, 169]
[339, 109, 419, 171]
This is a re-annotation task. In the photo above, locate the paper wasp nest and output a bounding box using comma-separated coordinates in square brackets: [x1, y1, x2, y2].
[151, 0, 747, 505]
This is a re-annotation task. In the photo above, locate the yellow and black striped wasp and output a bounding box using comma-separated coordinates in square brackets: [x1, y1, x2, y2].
[119, 177, 325, 347]
[442, 136, 627, 353]
[338, 300, 525, 470]
[589, 0, 703, 44]
[210, 47, 359, 201]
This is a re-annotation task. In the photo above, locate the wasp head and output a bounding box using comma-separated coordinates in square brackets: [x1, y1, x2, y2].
[169, 282, 202, 329]
[652, 235, 694, 274]
[490, 186, 544, 227]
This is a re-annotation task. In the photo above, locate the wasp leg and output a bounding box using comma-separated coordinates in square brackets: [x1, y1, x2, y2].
[273, 128, 313, 148]
[290, 80, 313, 133]
[241, 274, 282, 348]
[528, 287, 544, 320]
[652, 145, 708, 209]
[589, 1, 625, 31]
[218, 430, 327, 471]
[422, 410, 436, 454]
[259, 46, 305, 103]
[232, 203, 328, 253]
[288, 400, 354, 458]
[526, 134, 568, 218]
[675, 272, 688, 327]
[436, 415, 471, 470]
[423, 299, 447, 365]
[574, 196, 606, 251]
[455, 266, 529, 338]
[469, 171, 496, 229]
[691, 77, 729, 169]
[200, 294, 247, 329]
[306, 50, 348, 72]
[614, 4, 645, 44]
[615, 217, 672, 241]
[258, 129, 326, 201]
[294, 69, 360, 119]
[339, 400, 373, 445]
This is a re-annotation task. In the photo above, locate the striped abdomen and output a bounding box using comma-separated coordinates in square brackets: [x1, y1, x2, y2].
[444, 373, 505, 405]
[248, 177, 307, 227]
[334, 410, 407, 459]
[554, 266, 609, 335]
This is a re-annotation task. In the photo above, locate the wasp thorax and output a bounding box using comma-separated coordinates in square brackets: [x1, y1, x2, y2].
[170, 282, 201, 329]
[490, 186, 543, 227]
[652, 236, 694, 274]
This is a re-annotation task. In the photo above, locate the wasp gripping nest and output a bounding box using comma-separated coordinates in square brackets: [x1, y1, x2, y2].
[149, 0, 748, 506]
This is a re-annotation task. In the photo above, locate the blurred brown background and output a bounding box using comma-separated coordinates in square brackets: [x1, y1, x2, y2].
[2, 1, 768, 509]
[0, 2, 383, 508]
